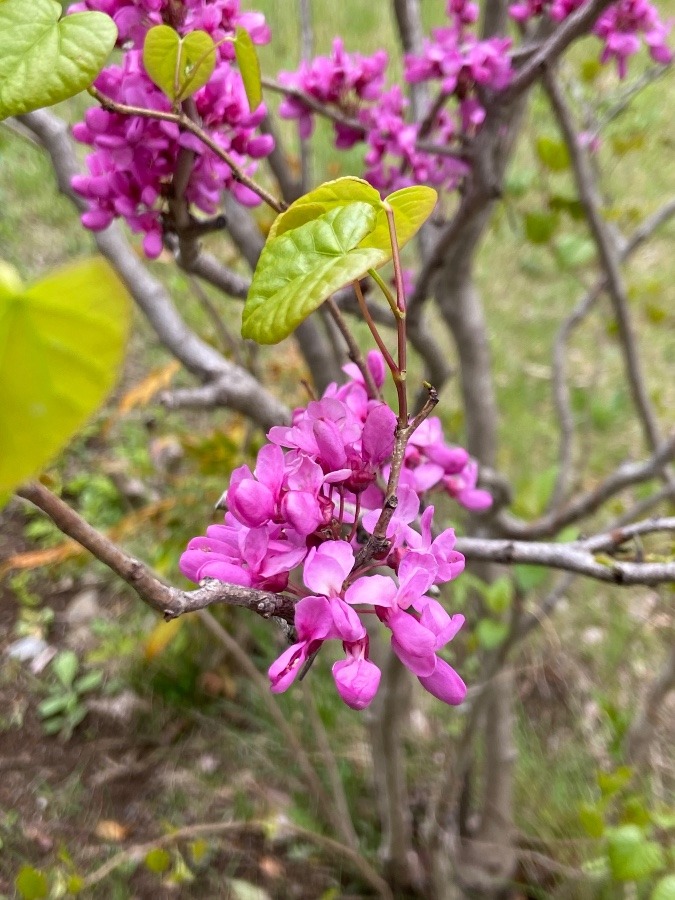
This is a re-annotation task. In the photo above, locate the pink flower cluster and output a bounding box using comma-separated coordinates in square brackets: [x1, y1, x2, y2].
[70, 0, 273, 257]
[181, 353, 492, 711]
[277, 1, 513, 193]
[509, 0, 672, 78]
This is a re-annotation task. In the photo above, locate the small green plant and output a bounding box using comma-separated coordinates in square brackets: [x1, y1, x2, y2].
[37, 650, 104, 739]
[578, 766, 675, 894]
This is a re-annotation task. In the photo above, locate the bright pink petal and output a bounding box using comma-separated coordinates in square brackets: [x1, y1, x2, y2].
[418, 658, 467, 705]
[345, 574, 398, 608]
[332, 657, 381, 709]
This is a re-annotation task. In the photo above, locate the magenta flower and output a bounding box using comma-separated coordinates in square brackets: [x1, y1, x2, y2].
[269, 596, 338, 693]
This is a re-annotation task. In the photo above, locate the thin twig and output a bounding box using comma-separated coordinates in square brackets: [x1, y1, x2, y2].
[543, 71, 669, 466]
[549, 198, 675, 508]
[89, 86, 285, 213]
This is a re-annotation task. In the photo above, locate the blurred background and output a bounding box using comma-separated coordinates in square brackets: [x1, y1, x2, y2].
[0, 1, 674, 897]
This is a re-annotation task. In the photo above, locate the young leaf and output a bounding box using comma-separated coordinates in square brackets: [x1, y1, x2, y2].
[536, 136, 570, 172]
[143, 25, 216, 102]
[359, 185, 438, 253]
[52, 650, 79, 688]
[476, 619, 509, 650]
[0, 0, 117, 120]
[268, 177, 383, 241]
[524, 210, 558, 244]
[268, 177, 437, 253]
[38, 694, 73, 718]
[15, 866, 48, 900]
[578, 802, 605, 839]
[145, 848, 172, 874]
[607, 825, 665, 882]
[242, 203, 383, 344]
[0, 257, 130, 500]
[652, 876, 675, 900]
[234, 26, 262, 112]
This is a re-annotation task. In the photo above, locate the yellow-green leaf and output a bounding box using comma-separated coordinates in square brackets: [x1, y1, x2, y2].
[359, 185, 438, 252]
[242, 203, 382, 344]
[0, 0, 117, 120]
[234, 26, 262, 112]
[268, 177, 382, 241]
[143, 25, 216, 103]
[0, 258, 130, 500]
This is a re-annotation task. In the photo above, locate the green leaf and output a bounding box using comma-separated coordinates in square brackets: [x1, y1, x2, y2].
[143, 25, 216, 103]
[514, 564, 549, 592]
[15, 866, 48, 900]
[598, 766, 633, 798]
[607, 825, 665, 882]
[242, 203, 382, 344]
[38, 693, 73, 718]
[66, 875, 85, 895]
[145, 848, 172, 874]
[359, 185, 438, 253]
[245, 179, 436, 344]
[0, 257, 130, 500]
[476, 619, 509, 650]
[524, 211, 559, 244]
[579, 802, 605, 839]
[554, 234, 596, 270]
[234, 26, 262, 112]
[548, 193, 584, 220]
[536, 136, 570, 172]
[52, 650, 79, 688]
[268, 177, 437, 252]
[74, 670, 104, 694]
[0, 0, 117, 120]
[485, 577, 513, 615]
[652, 875, 675, 900]
[42, 715, 66, 735]
[268, 177, 383, 241]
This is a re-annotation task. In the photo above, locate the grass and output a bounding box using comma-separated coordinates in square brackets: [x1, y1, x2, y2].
[1, 2, 675, 897]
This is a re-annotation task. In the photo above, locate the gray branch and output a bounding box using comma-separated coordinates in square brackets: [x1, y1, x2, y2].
[549, 198, 675, 506]
[18, 109, 288, 432]
[544, 72, 669, 462]
[497, 433, 675, 539]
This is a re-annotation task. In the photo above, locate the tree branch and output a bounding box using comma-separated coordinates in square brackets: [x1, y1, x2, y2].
[18, 109, 288, 431]
[17, 481, 296, 623]
[543, 71, 669, 462]
[497, 433, 675, 539]
[455, 520, 675, 585]
[501, 0, 615, 101]
[549, 198, 675, 507]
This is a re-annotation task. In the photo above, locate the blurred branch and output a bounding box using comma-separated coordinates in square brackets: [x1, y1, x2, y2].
[549, 198, 675, 507]
[81, 818, 392, 898]
[624, 637, 675, 767]
[392, 0, 428, 122]
[544, 71, 671, 466]
[497, 433, 675, 539]
[18, 109, 288, 431]
[502, 0, 614, 100]
[298, 0, 314, 192]
[196, 609, 358, 848]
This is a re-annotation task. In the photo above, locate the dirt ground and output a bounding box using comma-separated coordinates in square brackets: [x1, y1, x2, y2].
[0, 506, 368, 899]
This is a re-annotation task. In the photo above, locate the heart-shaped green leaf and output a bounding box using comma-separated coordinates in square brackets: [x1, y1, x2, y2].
[0, 0, 117, 120]
[242, 203, 383, 344]
[268, 177, 383, 240]
[360, 185, 438, 252]
[268, 178, 437, 255]
[0, 258, 130, 501]
[143, 25, 216, 103]
[234, 26, 262, 112]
